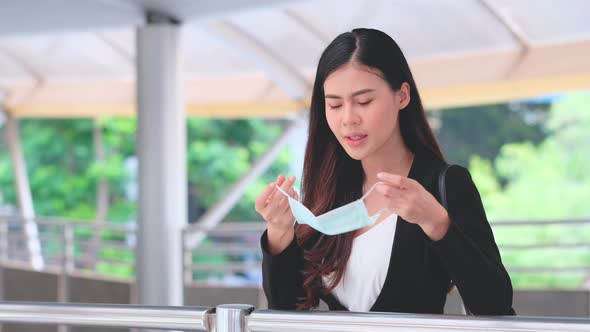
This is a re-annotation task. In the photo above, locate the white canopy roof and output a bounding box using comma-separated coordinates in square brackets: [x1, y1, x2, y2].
[1, 0, 590, 118]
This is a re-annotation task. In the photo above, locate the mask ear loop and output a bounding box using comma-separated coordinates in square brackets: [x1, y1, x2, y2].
[361, 181, 389, 200]
[361, 182, 390, 219]
[275, 185, 301, 202]
[275, 185, 300, 227]
[274, 185, 291, 197]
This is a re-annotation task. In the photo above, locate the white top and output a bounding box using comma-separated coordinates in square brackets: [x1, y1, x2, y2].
[322, 214, 397, 312]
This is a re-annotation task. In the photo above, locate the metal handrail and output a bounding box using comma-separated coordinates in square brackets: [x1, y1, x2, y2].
[0, 216, 135, 232]
[190, 262, 261, 273]
[247, 309, 590, 332]
[0, 302, 589, 332]
[490, 219, 590, 226]
[508, 267, 590, 273]
[500, 243, 590, 250]
[188, 221, 268, 233]
[0, 302, 213, 331]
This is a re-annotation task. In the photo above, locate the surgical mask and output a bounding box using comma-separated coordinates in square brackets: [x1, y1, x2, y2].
[275, 183, 388, 235]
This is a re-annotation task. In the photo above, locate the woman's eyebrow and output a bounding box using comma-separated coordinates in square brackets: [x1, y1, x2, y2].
[325, 88, 375, 99]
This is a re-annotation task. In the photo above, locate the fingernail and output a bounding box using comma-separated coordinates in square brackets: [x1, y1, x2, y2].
[289, 175, 295, 181]
[377, 172, 384, 178]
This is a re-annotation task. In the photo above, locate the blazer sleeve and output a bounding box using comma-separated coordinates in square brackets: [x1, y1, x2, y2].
[261, 229, 305, 309]
[430, 166, 515, 315]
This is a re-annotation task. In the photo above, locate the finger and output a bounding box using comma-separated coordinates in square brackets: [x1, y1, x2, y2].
[280, 175, 296, 192]
[276, 174, 286, 186]
[285, 202, 293, 217]
[267, 175, 296, 210]
[266, 175, 286, 203]
[279, 196, 290, 212]
[255, 182, 276, 212]
[376, 182, 402, 198]
[377, 172, 408, 189]
[267, 175, 294, 210]
[288, 187, 298, 199]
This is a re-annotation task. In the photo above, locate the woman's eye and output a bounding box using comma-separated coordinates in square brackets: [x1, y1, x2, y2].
[329, 104, 342, 109]
[358, 100, 372, 106]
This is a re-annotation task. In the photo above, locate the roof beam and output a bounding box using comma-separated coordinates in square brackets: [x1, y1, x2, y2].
[209, 21, 310, 100]
[0, 46, 45, 105]
[8, 71, 590, 118]
[478, 0, 532, 79]
[95, 32, 135, 65]
[283, 8, 331, 44]
[479, 0, 532, 49]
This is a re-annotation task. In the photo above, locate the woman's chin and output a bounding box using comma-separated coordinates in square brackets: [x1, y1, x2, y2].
[343, 148, 368, 161]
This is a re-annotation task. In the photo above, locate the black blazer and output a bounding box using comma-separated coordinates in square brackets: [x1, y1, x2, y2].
[261, 152, 516, 315]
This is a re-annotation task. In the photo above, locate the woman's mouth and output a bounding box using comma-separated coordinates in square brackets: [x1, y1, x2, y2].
[345, 135, 367, 147]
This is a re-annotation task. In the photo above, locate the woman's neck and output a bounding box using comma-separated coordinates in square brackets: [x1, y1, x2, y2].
[362, 139, 414, 193]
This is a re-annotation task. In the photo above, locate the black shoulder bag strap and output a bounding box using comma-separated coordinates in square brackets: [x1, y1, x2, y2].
[438, 164, 471, 315]
[438, 164, 452, 209]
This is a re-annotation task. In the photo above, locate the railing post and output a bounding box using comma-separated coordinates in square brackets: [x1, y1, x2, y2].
[182, 230, 193, 286]
[0, 220, 7, 299]
[58, 224, 74, 332]
[216, 304, 254, 332]
[0, 220, 7, 332]
[59, 224, 75, 302]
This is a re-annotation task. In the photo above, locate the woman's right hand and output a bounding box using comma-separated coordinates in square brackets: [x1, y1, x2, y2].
[255, 174, 298, 254]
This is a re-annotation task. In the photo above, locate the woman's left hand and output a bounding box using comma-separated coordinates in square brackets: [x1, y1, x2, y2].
[375, 172, 450, 241]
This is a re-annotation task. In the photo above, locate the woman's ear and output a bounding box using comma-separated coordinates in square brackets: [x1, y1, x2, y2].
[398, 82, 411, 110]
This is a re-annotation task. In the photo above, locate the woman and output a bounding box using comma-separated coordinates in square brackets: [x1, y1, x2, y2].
[254, 28, 515, 315]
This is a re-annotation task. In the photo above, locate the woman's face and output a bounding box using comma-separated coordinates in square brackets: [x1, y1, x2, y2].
[324, 62, 410, 161]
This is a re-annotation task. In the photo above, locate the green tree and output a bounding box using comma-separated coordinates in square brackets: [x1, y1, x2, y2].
[186, 118, 291, 222]
[468, 93, 590, 289]
[469, 94, 590, 220]
[0, 118, 136, 221]
[0, 117, 291, 222]
[437, 102, 549, 167]
[0, 117, 292, 280]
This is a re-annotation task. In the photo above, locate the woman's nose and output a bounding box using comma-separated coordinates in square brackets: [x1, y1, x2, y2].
[342, 106, 360, 126]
